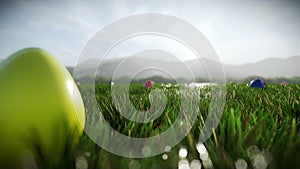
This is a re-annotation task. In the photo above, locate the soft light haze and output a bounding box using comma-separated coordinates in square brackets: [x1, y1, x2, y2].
[1, 0, 300, 66]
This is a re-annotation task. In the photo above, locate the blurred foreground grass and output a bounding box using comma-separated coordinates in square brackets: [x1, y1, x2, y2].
[30, 84, 300, 169]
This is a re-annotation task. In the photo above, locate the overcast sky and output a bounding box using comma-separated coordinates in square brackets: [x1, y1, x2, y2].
[1, 0, 300, 66]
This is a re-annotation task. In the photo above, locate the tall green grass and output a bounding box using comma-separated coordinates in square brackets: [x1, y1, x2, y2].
[28, 84, 300, 169]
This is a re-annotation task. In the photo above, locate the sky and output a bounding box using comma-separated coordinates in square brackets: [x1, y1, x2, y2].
[1, 0, 300, 66]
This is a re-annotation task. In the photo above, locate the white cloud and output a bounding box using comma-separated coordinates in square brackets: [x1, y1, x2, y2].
[17, 1, 95, 34]
[1, 0, 300, 66]
[60, 47, 78, 57]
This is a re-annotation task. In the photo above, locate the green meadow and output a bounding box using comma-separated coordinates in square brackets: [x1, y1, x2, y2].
[31, 83, 300, 169]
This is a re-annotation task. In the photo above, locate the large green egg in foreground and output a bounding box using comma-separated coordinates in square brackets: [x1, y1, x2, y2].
[0, 48, 85, 168]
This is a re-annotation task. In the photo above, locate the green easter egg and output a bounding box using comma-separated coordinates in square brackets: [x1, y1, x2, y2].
[0, 48, 85, 168]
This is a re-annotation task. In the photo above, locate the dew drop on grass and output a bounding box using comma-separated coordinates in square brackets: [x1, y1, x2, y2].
[247, 145, 260, 160]
[253, 154, 268, 169]
[190, 159, 202, 169]
[178, 159, 190, 169]
[165, 145, 172, 152]
[199, 152, 209, 161]
[162, 153, 168, 160]
[75, 156, 88, 169]
[202, 159, 213, 169]
[196, 143, 207, 154]
[235, 159, 247, 169]
[196, 143, 209, 161]
[179, 148, 188, 159]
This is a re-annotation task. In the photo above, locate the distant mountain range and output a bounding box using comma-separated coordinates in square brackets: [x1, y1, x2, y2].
[1, 51, 298, 79]
[71, 50, 300, 80]
[223, 56, 300, 78]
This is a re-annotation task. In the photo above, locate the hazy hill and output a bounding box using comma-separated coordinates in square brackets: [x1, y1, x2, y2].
[1, 51, 298, 80]
[223, 56, 300, 78]
[74, 50, 223, 80]
[74, 50, 300, 79]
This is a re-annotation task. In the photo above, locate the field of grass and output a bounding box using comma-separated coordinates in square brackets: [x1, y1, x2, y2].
[31, 83, 300, 169]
